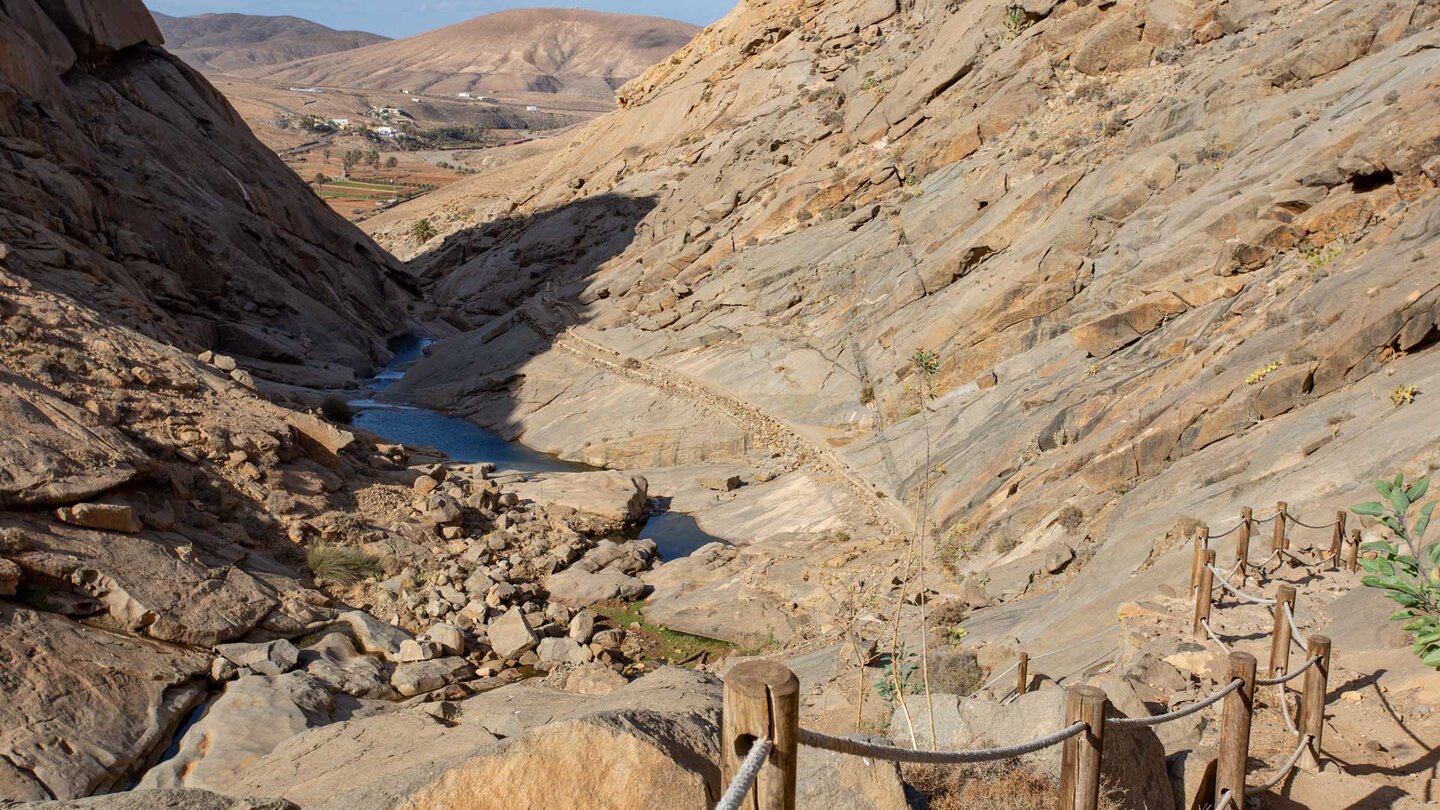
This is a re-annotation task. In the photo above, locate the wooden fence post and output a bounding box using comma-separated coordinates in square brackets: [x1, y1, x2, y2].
[1216, 651, 1257, 806]
[1237, 507, 1253, 585]
[722, 660, 799, 810]
[1269, 585, 1297, 677]
[1329, 511, 1346, 569]
[1346, 528, 1361, 573]
[1300, 635, 1332, 771]
[1193, 549, 1215, 638]
[1190, 528, 1207, 592]
[1016, 651, 1030, 696]
[1273, 501, 1288, 557]
[1059, 685, 1108, 810]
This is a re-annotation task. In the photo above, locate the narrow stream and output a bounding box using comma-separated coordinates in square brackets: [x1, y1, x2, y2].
[351, 335, 723, 560]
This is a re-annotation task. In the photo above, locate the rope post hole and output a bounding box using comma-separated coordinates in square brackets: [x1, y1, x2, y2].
[722, 661, 799, 810]
[1300, 635, 1332, 770]
[1193, 549, 1216, 638]
[1269, 585, 1297, 677]
[1273, 502, 1288, 556]
[1237, 507, 1253, 584]
[1059, 685, 1108, 810]
[1216, 652, 1258, 806]
[1016, 651, 1030, 697]
[1346, 528, 1360, 573]
[1190, 527, 1207, 592]
[1329, 512, 1346, 569]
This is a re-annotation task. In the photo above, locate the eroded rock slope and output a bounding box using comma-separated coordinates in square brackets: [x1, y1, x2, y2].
[374, 0, 1440, 645]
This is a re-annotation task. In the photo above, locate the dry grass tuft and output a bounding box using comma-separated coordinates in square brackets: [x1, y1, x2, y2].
[903, 761, 1125, 810]
[306, 543, 382, 585]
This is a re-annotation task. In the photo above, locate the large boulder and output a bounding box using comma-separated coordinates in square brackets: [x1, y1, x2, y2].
[0, 374, 148, 508]
[545, 568, 647, 606]
[215, 640, 300, 677]
[487, 607, 538, 659]
[390, 657, 475, 698]
[511, 472, 648, 523]
[201, 668, 720, 810]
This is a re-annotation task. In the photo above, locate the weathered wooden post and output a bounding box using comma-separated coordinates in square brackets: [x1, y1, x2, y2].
[1190, 528, 1207, 592]
[1269, 584, 1297, 677]
[1346, 528, 1361, 573]
[1300, 635, 1332, 771]
[1016, 651, 1030, 696]
[1329, 511, 1346, 569]
[1216, 651, 1257, 806]
[1237, 507, 1253, 584]
[1273, 501, 1288, 557]
[1193, 549, 1216, 637]
[722, 660, 799, 810]
[1059, 685, 1108, 810]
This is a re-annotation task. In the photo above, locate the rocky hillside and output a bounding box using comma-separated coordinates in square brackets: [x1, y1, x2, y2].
[151, 12, 389, 74]
[254, 8, 700, 98]
[0, 0, 414, 373]
[373, 0, 1440, 651]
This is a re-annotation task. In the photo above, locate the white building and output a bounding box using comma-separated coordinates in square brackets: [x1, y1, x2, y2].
[456, 92, 472, 99]
[525, 105, 539, 112]
[328, 118, 350, 128]
[374, 126, 396, 137]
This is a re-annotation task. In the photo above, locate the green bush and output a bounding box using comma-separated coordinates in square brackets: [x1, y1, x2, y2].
[306, 544, 383, 586]
[1351, 473, 1440, 668]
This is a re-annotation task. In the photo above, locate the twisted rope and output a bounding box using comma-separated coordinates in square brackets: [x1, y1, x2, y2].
[1109, 679, 1242, 727]
[1200, 619, 1231, 654]
[1244, 735, 1312, 796]
[714, 737, 773, 810]
[1283, 602, 1309, 650]
[1253, 512, 1281, 525]
[1207, 520, 1245, 540]
[1279, 548, 1328, 568]
[1215, 788, 1238, 809]
[1285, 512, 1342, 530]
[1208, 564, 1277, 605]
[796, 722, 1086, 764]
[1254, 655, 1319, 686]
[1275, 683, 1300, 735]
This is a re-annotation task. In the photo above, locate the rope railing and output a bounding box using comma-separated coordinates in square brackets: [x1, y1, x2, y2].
[1208, 564, 1276, 605]
[795, 722, 1086, 764]
[1284, 511, 1343, 530]
[1254, 654, 1319, 686]
[1215, 789, 1239, 809]
[1207, 519, 1245, 540]
[1109, 678, 1241, 727]
[714, 737, 773, 810]
[1283, 602, 1309, 650]
[1244, 735, 1312, 796]
[1200, 618, 1232, 654]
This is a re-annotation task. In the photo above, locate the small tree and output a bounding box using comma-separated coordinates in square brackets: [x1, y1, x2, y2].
[311, 172, 330, 187]
[384, 156, 398, 169]
[410, 218, 437, 244]
[1352, 473, 1440, 668]
[366, 149, 381, 167]
[322, 148, 332, 164]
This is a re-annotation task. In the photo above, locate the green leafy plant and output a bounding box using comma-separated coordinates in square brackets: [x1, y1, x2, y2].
[1003, 5, 1030, 39]
[877, 651, 921, 703]
[1390, 383, 1419, 406]
[1351, 473, 1440, 668]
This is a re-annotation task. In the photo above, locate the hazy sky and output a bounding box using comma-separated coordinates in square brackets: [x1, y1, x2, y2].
[144, 1, 735, 37]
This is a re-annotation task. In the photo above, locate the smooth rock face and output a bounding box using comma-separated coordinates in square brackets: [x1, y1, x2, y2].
[299, 631, 393, 700]
[335, 611, 414, 662]
[140, 673, 336, 791]
[0, 605, 209, 801]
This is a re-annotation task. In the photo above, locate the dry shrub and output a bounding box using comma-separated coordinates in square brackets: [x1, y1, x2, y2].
[903, 761, 1125, 810]
[926, 647, 984, 696]
[306, 544, 382, 585]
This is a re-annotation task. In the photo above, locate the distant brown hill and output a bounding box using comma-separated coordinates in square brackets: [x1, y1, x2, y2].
[151, 11, 389, 74]
[252, 8, 700, 98]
